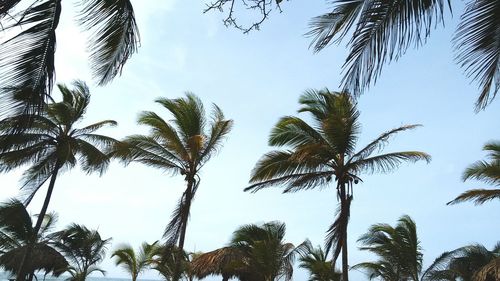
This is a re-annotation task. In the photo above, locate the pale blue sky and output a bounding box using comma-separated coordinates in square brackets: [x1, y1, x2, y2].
[0, 1, 499, 281]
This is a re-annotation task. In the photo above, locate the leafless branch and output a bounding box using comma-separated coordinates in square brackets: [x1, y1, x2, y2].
[204, 0, 285, 33]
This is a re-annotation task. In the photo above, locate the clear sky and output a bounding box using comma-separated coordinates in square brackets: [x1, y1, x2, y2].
[0, 1, 499, 281]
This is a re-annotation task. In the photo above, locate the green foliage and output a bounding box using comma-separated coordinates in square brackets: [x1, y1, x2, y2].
[352, 215, 422, 281]
[113, 93, 233, 252]
[0, 199, 68, 277]
[191, 221, 303, 281]
[0, 80, 118, 205]
[0, 0, 139, 126]
[448, 141, 500, 205]
[298, 241, 341, 281]
[112, 241, 160, 281]
[247, 89, 430, 280]
[422, 242, 500, 281]
[51, 224, 110, 281]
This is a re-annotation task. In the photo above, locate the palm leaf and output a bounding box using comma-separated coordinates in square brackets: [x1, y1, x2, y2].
[0, 0, 61, 122]
[349, 151, 431, 174]
[78, 0, 139, 85]
[453, 0, 500, 110]
[325, 196, 351, 264]
[447, 188, 500, 205]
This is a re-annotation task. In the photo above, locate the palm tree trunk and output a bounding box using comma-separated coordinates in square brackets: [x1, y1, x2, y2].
[16, 164, 61, 281]
[173, 178, 194, 281]
[340, 183, 349, 281]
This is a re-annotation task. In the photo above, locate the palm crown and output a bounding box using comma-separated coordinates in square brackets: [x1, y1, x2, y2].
[0, 0, 139, 128]
[0, 80, 118, 206]
[353, 215, 422, 281]
[51, 224, 111, 281]
[246, 89, 430, 281]
[113, 93, 233, 280]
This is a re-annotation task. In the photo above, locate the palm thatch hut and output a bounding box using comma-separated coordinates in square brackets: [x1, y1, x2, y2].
[0, 243, 68, 277]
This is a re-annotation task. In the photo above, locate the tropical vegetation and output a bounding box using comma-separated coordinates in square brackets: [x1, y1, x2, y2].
[191, 221, 303, 281]
[0, 200, 67, 280]
[298, 241, 341, 281]
[113, 93, 233, 280]
[423, 242, 500, 281]
[0, 80, 118, 281]
[353, 215, 422, 281]
[0, 0, 139, 129]
[245, 89, 430, 281]
[112, 242, 159, 281]
[51, 224, 111, 281]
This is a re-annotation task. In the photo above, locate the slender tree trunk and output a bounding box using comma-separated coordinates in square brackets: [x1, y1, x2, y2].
[173, 178, 194, 281]
[16, 165, 60, 281]
[340, 183, 349, 281]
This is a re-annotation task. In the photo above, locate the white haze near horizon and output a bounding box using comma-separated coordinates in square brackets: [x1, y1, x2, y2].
[0, 1, 499, 281]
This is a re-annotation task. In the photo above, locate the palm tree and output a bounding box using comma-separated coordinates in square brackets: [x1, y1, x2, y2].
[51, 224, 111, 281]
[352, 215, 423, 281]
[0, 80, 118, 281]
[0, 199, 68, 279]
[191, 221, 303, 281]
[112, 242, 160, 281]
[245, 89, 430, 281]
[298, 241, 341, 281]
[150, 244, 191, 281]
[448, 141, 500, 205]
[113, 93, 233, 280]
[0, 0, 139, 129]
[422, 242, 500, 281]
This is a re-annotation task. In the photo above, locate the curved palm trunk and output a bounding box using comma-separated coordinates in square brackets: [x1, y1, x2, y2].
[16, 164, 61, 281]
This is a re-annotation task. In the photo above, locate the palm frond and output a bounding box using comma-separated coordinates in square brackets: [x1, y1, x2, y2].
[74, 120, 117, 135]
[322, 0, 451, 96]
[269, 116, 327, 148]
[112, 245, 137, 276]
[0, 0, 22, 18]
[163, 193, 190, 246]
[349, 151, 431, 174]
[0, 0, 61, 122]
[350, 124, 422, 162]
[307, 1, 364, 52]
[462, 160, 500, 186]
[473, 257, 500, 281]
[78, 0, 139, 85]
[325, 196, 351, 264]
[447, 188, 500, 205]
[453, 0, 500, 110]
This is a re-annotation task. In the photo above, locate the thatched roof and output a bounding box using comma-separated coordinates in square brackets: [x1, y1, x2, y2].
[474, 257, 500, 281]
[0, 243, 68, 276]
[190, 247, 245, 279]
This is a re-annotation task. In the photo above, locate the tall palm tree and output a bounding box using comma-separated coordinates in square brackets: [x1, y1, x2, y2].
[0, 80, 118, 281]
[0, 0, 139, 129]
[298, 241, 341, 281]
[352, 215, 423, 281]
[51, 224, 111, 281]
[191, 221, 303, 281]
[448, 141, 500, 205]
[422, 242, 500, 281]
[0, 199, 68, 279]
[245, 89, 430, 281]
[112, 242, 160, 281]
[113, 93, 233, 280]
